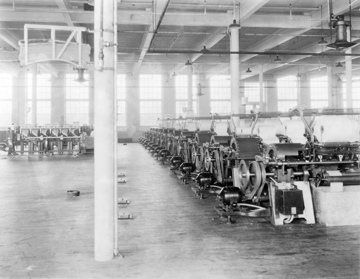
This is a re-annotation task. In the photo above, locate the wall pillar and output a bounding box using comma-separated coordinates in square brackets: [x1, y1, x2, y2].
[51, 72, 65, 125]
[163, 74, 175, 118]
[32, 65, 37, 126]
[299, 75, 311, 108]
[12, 71, 26, 126]
[327, 66, 334, 108]
[187, 62, 193, 114]
[199, 74, 210, 117]
[127, 76, 140, 129]
[266, 78, 277, 112]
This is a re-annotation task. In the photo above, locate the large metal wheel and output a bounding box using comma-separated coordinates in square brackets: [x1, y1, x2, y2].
[239, 160, 250, 192]
[203, 148, 212, 172]
[212, 149, 224, 184]
[249, 161, 262, 192]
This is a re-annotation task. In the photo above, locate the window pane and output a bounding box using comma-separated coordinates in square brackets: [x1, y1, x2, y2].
[277, 76, 298, 100]
[140, 101, 161, 126]
[244, 82, 260, 102]
[278, 101, 298, 112]
[66, 101, 89, 125]
[210, 101, 231, 115]
[0, 101, 12, 127]
[140, 75, 162, 99]
[65, 73, 89, 99]
[117, 100, 126, 126]
[0, 73, 12, 99]
[311, 100, 328, 109]
[117, 74, 126, 99]
[37, 100, 51, 125]
[210, 75, 231, 99]
[37, 74, 51, 99]
[26, 73, 33, 99]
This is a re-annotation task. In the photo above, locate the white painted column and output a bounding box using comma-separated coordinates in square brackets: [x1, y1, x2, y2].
[32, 65, 37, 126]
[94, 0, 116, 261]
[327, 66, 334, 108]
[259, 65, 264, 112]
[346, 26, 352, 109]
[187, 62, 194, 114]
[229, 20, 241, 114]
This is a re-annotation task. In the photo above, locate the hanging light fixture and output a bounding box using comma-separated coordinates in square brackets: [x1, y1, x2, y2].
[335, 62, 343, 67]
[274, 55, 282, 62]
[318, 5, 328, 45]
[185, 60, 192, 66]
[201, 46, 209, 53]
[246, 68, 252, 73]
[74, 68, 87, 83]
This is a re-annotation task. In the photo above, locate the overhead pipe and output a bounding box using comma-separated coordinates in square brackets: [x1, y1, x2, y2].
[148, 0, 171, 49]
[147, 49, 360, 57]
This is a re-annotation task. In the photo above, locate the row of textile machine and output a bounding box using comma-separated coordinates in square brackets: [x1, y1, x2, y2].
[139, 107, 360, 225]
[0, 125, 94, 155]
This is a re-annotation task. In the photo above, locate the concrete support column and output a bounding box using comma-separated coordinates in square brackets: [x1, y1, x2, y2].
[299, 75, 311, 108]
[345, 51, 352, 109]
[89, 70, 95, 125]
[187, 62, 193, 114]
[94, 0, 116, 262]
[12, 72, 26, 125]
[32, 66, 37, 126]
[266, 78, 277, 112]
[259, 65, 264, 112]
[51, 72, 65, 125]
[127, 76, 140, 129]
[229, 20, 242, 114]
[327, 66, 334, 108]
[163, 74, 175, 118]
[334, 75, 343, 109]
[199, 74, 210, 117]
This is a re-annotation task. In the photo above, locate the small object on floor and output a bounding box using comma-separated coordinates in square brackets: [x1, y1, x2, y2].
[118, 173, 126, 177]
[1, 157, 7, 159]
[118, 178, 126, 183]
[118, 212, 133, 220]
[123, 143, 127, 145]
[67, 190, 80, 197]
[118, 198, 130, 204]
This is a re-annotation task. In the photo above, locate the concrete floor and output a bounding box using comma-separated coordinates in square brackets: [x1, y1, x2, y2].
[0, 143, 359, 279]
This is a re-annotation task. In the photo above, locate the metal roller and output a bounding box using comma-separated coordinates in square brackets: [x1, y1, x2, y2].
[316, 171, 360, 186]
[195, 131, 214, 145]
[268, 143, 303, 161]
[210, 135, 232, 147]
[230, 137, 263, 160]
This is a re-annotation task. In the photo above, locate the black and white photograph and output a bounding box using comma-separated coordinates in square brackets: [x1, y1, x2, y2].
[0, 0, 359, 278]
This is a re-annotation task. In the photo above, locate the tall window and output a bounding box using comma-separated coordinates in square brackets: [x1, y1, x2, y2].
[140, 74, 162, 126]
[175, 75, 197, 117]
[36, 74, 51, 125]
[343, 80, 360, 108]
[117, 74, 126, 126]
[210, 75, 231, 115]
[310, 76, 328, 109]
[0, 73, 12, 127]
[277, 76, 298, 112]
[65, 74, 89, 125]
[244, 82, 261, 113]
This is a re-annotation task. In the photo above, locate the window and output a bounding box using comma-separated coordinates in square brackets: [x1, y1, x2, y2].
[175, 75, 198, 116]
[277, 76, 298, 112]
[0, 73, 12, 127]
[140, 75, 162, 126]
[343, 80, 360, 108]
[210, 75, 231, 115]
[36, 74, 51, 125]
[117, 74, 126, 126]
[310, 76, 328, 109]
[65, 74, 89, 125]
[244, 82, 261, 113]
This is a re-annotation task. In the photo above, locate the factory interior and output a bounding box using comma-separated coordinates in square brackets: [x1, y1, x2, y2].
[0, 0, 360, 278]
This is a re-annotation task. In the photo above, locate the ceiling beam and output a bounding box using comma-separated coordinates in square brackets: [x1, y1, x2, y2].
[168, 0, 270, 76]
[132, 0, 170, 76]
